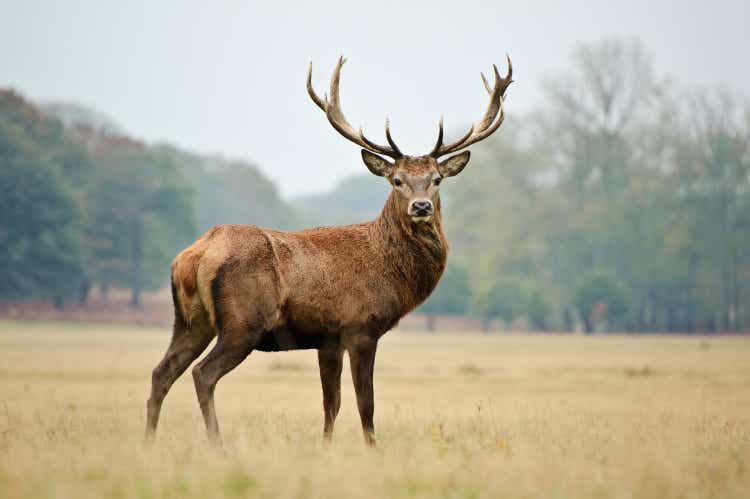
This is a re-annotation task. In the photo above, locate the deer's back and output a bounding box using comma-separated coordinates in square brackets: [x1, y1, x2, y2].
[171, 223, 406, 349]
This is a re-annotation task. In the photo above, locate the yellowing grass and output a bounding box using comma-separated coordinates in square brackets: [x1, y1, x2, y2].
[1, 320, 749, 498]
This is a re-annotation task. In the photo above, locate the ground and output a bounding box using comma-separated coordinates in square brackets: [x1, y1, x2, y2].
[0, 320, 748, 499]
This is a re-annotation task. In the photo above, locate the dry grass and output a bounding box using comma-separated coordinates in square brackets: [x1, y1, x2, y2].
[1, 320, 749, 499]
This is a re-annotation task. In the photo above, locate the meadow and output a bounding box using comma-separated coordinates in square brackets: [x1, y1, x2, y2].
[0, 320, 748, 498]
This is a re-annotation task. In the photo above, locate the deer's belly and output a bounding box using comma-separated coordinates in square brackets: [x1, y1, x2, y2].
[255, 326, 328, 352]
[253, 296, 401, 352]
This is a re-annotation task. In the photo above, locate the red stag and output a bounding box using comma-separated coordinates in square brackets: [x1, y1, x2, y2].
[145, 55, 513, 446]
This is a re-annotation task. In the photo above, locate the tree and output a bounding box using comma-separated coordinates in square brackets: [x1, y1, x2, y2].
[672, 90, 750, 331]
[532, 38, 703, 332]
[419, 263, 471, 332]
[540, 38, 661, 204]
[475, 279, 526, 332]
[573, 271, 628, 333]
[0, 107, 86, 303]
[85, 143, 194, 306]
[524, 282, 552, 331]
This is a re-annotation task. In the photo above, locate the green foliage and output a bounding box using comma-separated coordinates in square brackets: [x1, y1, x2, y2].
[473, 279, 553, 330]
[85, 145, 194, 304]
[524, 282, 552, 331]
[1, 92, 301, 307]
[475, 279, 527, 325]
[573, 271, 628, 332]
[421, 263, 471, 316]
[439, 38, 750, 332]
[0, 91, 88, 302]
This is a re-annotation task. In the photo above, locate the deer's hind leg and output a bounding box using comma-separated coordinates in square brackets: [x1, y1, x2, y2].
[145, 313, 214, 441]
[191, 267, 278, 446]
[191, 332, 258, 446]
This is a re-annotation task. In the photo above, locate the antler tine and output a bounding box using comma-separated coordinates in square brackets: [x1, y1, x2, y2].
[307, 56, 402, 159]
[430, 55, 513, 158]
[475, 63, 507, 132]
[431, 116, 445, 155]
[357, 124, 391, 153]
[385, 117, 402, 156]
[481, 72, 492, 94]
[430, 117, 476, 157]
[306, 62, 327, 112]
[505, 52, 513, 83]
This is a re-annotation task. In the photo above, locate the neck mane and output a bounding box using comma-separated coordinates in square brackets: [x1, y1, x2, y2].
[371, 190, 449, 311]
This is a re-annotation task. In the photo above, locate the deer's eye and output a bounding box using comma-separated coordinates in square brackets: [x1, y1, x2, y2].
[393, 178, 403, 187]
[433, 177, 442, 186]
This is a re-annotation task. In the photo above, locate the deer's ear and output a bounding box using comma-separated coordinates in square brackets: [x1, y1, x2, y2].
[361, 149, 393, 177]
[437, 151, 471, 178]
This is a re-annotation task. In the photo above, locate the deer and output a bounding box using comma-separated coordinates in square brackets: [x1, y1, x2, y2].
[145, 55, 513, 447]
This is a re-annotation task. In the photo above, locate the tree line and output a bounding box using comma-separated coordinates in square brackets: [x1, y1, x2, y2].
[2, 38, 748, 333]
[422, 38, 749, 333]
[0, 91, 296, 307]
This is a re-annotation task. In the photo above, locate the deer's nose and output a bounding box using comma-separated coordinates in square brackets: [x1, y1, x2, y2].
[410, 200, 434, 216]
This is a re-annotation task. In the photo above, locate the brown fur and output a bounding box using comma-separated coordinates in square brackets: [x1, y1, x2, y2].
[146, 156, 453, 446]
[146, 55, 511, 446]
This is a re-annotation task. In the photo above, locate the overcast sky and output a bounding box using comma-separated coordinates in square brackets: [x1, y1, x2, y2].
[1, 0, 748, 197]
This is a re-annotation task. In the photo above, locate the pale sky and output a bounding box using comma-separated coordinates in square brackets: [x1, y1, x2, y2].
[1, 0, 748, 196]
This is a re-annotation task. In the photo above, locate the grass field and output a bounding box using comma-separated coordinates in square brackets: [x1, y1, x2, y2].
[1, 320, 748, 498]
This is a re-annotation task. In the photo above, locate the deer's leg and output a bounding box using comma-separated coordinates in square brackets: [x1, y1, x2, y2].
[192, 333, 256, 446]
[348, 338, 378, 446]
[318, 348, 344, 440]
[145, 321, 214, 440]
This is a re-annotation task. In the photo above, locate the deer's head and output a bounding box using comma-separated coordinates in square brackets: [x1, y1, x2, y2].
[307, 56, 512, 223]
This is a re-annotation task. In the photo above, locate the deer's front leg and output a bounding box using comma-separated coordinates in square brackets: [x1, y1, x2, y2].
[348, 338, 378, 446]
[318, 348, 343, 440]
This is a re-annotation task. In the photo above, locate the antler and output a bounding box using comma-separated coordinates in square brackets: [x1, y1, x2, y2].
[430, 55, 513, 158]
[307, 56, 403, 159]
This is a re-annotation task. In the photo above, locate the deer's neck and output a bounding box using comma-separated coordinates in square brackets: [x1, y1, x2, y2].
[372, 190, 448, 311]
